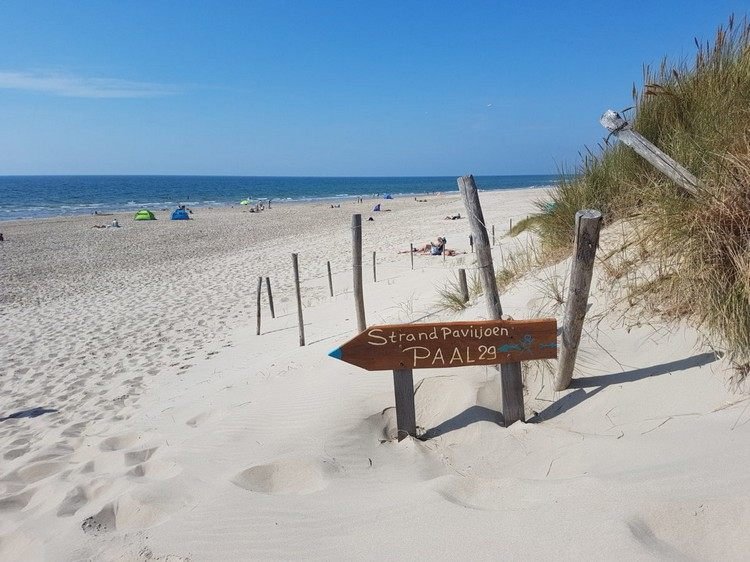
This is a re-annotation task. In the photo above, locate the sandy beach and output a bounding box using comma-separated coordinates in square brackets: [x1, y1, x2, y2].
[1, 188, 748, 560]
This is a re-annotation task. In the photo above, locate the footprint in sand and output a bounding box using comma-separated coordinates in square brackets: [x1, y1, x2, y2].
[231, 458, 340, 495]
[4, 446, 30, 461]
[185, 410, 218, 428]
[0, 489, 36, 513]
[126, 459, 180, 480]
[15, 461, 67, 484]
[81, 482, 190, 534]
[99, 432, 145, 452]
[124, 447, 158, 466]
[56, 477, 113, 517]
[61, 421, 88, 438]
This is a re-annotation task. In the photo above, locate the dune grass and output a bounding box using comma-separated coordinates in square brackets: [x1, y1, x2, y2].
[534, 15, 750, 369]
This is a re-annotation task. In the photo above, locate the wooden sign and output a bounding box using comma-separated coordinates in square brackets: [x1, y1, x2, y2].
[329, 319, 557, 371]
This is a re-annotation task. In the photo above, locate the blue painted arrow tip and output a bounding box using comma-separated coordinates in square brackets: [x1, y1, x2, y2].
[328, 347, 342, 360]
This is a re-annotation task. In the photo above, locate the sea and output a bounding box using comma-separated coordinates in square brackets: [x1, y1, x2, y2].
[0, 175, 558, 221]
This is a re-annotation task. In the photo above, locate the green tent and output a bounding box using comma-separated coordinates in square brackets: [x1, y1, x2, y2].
[134, 209, 156, 221]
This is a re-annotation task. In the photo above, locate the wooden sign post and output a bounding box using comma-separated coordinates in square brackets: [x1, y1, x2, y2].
[329, 318, 557, 440]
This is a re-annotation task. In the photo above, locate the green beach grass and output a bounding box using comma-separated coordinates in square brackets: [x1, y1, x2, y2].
[530, 16, 750, 374]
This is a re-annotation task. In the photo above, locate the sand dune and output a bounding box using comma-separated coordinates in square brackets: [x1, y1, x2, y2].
[1, 189, 748, 560]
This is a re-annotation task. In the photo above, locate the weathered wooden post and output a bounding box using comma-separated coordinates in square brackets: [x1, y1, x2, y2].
[352, 214, 366, 332]
[600, 110, 700, 196]
[410, 243, 414, 270]
[327, 261, 334, 297]
[554, 210, 602, 391]
[492, 224, 495, 245]
[292, 253, 305, 346]
[509, 218, 513, 233]
[265, 277, 275, 319]
[458, 268, 469, 303]
[372, 251, 377, 282]
[392, 368, 417, 440]
[255, 276, 263, 335]
[458, 174, 525, 425]
[469, 234, 474, 253]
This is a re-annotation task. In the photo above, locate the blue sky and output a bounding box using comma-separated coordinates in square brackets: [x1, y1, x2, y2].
[0, 1, 746, 176]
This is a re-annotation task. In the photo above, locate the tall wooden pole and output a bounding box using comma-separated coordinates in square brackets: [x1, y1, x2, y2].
[327, 261, 334, 297]
[352, 214, 366, 332]
[492, 224, 495, 245]
[255, 276, 263, 335]
[410, 243, 414, 270]
[265, 277, 275, 319]
[458, 174, 525, 425]
[292, 253, 305, 346]
[372, 251, 377, 282]
[554, 210, 602, 391]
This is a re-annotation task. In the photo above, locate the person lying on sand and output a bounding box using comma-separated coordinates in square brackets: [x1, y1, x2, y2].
[399, 237, 459, 256]
[444, 213, 461, 220]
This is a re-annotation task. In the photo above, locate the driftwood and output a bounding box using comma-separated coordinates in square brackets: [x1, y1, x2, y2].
[600, 109, 700, 196]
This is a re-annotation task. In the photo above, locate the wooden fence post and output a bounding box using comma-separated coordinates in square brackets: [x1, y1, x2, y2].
[372, 251, 377, 282]
[410, 243, 414, 270]
[554, 209, 602, 391]
[292, 253, 305, 346]
[265, 277, 275, 319]
[600, 110, 700, 196]
[327, 261, 334, 297]
[392, 368, 417, 441]
[492, 224, 495, 245]
[255, 276, 263, 335]
[458, 268, 469, 303]
[352, 214, 366, 332]
[509, 218, 513, 233]
[458, 174, 525, 425]
[469, 234, 474, 253]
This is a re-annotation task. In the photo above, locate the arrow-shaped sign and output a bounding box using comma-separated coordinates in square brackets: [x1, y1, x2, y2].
[329, 318, 557, 371]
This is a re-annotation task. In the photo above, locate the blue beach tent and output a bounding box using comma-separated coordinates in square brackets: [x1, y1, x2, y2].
[171, 208, 190, 220]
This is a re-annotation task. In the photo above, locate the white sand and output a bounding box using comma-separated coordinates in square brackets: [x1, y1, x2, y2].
[1, 189, 748, 560]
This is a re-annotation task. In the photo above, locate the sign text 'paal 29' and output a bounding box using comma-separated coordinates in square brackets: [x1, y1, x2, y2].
[329, 319, 557, 371]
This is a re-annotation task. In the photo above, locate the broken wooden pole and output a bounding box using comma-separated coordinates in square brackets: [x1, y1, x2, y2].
[352, 214, 366, 332]
[554, 209, 603, 391]
[392, 368, 417, 440]
[458, 268, 469, 303]
[458, 174, 525, 425]
[265, 276, 275, 319]
[255, 276, 263, 335]
[292, 253, 305, 346]
[600, 109, 700, 196]
[327, 261, 334, 297]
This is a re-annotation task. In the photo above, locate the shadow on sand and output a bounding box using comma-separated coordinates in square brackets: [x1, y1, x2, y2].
[418, 352, 719, 438]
